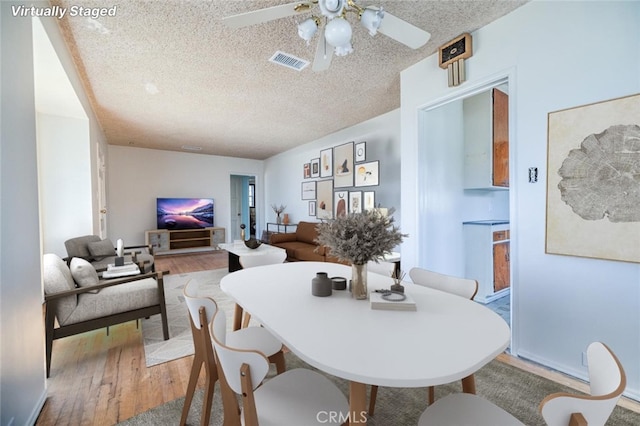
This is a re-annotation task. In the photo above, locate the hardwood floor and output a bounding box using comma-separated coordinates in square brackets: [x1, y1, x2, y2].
[36, 251, 228, 426]
[36, 250, 639, 425]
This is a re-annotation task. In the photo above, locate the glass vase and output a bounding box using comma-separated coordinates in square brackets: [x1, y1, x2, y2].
[351, 263, 368, 300]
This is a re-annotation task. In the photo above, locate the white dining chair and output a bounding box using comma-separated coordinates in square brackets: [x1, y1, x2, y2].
[210, 305, 350, 426]
[180, 280, 286, 426]
[239, 250, 287, 327]
[368, 267, 480, 415]
[418, 341, 626, 426]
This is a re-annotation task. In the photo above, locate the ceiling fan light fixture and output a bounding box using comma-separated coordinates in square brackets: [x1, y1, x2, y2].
[360, 7, 384, 36]
[324, 17, 352, 50]
[297, 17, 319, 45]
[318, 0, 345, 18]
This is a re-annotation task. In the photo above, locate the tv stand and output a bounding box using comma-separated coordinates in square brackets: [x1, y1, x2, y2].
[146, 227, 225, 255]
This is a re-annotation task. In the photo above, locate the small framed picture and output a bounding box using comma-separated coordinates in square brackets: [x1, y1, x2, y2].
[301, 181, 316, 200]
[349, 191, 362, 214]
[363, 191, 375, 211]
[334, 191, 348, 218]
[355, 142, 366, 162]
[320, 148, 333, 178]
[311, 158, 320, 178]
[355, 160, 379, 187]
[303, 163, 311, 179]
[309, 201, 316, 216]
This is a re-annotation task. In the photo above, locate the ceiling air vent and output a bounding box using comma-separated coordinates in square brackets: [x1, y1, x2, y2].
[269, 51, 310, 71]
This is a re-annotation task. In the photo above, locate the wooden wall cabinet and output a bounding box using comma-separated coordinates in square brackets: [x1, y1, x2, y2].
[463, 88, 509, 190]
[464, 221, 510, 304]
[146, 227, 225, 254]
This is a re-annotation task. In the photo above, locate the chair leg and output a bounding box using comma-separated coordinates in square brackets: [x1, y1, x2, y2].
[180, 351, 204, 426]
[45, 303, 55, 378]
[242, 312, 252, 328]
[200, 355, 218, 426]
[368, 385, 378, 416]
[268, 350, 287, 375]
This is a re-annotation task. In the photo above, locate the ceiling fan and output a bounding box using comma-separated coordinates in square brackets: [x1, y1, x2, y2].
[222, 0, 431, 72]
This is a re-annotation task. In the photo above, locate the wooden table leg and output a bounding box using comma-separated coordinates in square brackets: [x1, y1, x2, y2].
[348, 381, 368, 424]
[232, 303, 243, 331]
[461, 374, 476, 394]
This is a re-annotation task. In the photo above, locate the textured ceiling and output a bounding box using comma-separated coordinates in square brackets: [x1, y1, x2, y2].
[51, 0, 528, 160]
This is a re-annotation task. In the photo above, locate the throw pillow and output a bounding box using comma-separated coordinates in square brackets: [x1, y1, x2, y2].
[70, 257, 100, 294]
[87, 239, 116, 260]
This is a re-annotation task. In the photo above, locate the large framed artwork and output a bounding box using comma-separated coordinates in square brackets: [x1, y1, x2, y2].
[333, 142, 354, 188]
[355, 160, 379, 187]
[316, 179, 334, 220]
[546, 93, 640, 263]
[320, 148, 333, 178]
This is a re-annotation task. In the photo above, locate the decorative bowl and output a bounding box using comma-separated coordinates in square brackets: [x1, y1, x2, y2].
[244, 238, 263, 249]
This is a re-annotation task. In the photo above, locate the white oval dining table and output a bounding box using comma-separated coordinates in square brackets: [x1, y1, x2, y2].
[220, 261, 510, 425]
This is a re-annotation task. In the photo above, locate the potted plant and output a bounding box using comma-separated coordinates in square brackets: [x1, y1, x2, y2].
[271, 204, 286, 224]
[315, 208, 406, 299]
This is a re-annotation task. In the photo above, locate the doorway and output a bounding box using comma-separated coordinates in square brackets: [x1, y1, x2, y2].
[229, 174, 256, 241]
[418, 76, 513, 330]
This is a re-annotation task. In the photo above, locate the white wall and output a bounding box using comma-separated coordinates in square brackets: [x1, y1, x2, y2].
[401, 1, 640, 398]
[264, 110, 401, 227]
[38, 113, 92, 256]
[1, 4, 47, 425]
[107, 146, 264, 245]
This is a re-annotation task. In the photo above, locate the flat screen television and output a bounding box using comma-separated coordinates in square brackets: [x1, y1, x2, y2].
[156, 198, 214, 230]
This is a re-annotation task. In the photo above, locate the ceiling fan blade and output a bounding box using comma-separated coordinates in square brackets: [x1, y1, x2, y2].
[377, 11, 431, 49]
[222, 1, 313, 29]
[312, 28, 332, 72]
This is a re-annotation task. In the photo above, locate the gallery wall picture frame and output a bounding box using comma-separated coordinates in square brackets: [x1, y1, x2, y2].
[333, 142, 354, 188]
[311, 158, 320, 178]
[349, 191, 362, 214]
[309, 201, 316, 216]
[363, 191, 375, 211]
[546, 92, 640, 263]
[316, 179, 334, 219]
[355, 142, 366, 162]
[355, 160, 380, 187]
[334, 190, 348, 218]
[301, 181, 316, 200]
[320, 148, 333, 178]
[303, 163, 311, 179]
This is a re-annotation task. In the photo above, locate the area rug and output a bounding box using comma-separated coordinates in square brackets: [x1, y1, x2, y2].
[141, 269, 234, 367]
[118, 351, 639, 426]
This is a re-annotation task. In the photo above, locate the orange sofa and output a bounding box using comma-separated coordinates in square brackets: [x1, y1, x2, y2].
[269, 221, 343, 263]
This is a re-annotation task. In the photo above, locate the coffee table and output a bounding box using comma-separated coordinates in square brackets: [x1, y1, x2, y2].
[218, 242, 287, 273]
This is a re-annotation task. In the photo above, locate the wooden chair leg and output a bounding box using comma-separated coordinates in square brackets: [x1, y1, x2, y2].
[180, 351, 204, 426]
[242, 312, 252, 328]
[200, 356, 218, 426]
[368, 385, 379, 416]
[268, 350, 286, 375]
